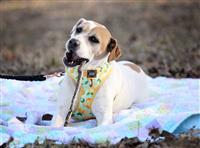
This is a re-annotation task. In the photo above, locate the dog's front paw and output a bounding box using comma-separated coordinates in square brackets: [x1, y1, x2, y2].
[51, 115, 65, 128]
[97, 117, 113, 126]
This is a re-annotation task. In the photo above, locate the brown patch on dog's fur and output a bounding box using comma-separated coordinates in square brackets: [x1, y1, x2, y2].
[91, 24, 122, 62]
[90, 26, 112, 56]
[124, 63, 141, 73]
[80, 21, 121, 61]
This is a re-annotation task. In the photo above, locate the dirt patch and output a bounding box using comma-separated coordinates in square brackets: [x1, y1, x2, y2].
[2, 128, 200, 147]
[4, 128, 196, 148]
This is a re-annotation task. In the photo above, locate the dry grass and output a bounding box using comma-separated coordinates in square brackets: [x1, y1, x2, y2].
[0, 1, 200, 77]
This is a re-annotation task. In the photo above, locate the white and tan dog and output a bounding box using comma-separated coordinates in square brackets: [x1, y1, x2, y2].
[52, 18, 149, 127]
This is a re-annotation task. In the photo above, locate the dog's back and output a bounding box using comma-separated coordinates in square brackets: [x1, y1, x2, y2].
[112, 61, 149, 112]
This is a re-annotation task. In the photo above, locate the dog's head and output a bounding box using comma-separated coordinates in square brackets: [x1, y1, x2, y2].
[63, 18, 121, 67]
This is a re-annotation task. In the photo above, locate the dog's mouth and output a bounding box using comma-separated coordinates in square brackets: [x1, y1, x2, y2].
[63, 51, 89, 67]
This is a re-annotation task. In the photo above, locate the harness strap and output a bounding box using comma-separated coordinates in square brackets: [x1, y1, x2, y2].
[66, 62, 112, 120]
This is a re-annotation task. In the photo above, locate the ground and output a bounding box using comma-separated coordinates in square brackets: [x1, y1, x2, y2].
[0, 1, 199, 78]
[0, 1, 199, 147]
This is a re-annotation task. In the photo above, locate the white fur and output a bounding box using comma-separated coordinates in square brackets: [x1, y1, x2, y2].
[52, 19, 149, 127]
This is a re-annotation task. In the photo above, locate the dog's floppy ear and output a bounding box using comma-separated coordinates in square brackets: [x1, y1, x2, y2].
[107, 38, 121, 62]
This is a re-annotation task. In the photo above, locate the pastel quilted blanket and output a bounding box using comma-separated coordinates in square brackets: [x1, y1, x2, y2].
[0, 76, 199, 147]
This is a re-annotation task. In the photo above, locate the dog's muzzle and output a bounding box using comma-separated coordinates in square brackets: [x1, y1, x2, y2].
[64, 38, 89, 67]
[63, 51, 89, 67]
[68, 38, 80, 52]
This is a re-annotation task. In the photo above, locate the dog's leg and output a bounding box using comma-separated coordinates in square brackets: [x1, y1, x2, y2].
[51, 105, 68, 127]
[51, 78, 74, 127]
[92, 92, 114, 126]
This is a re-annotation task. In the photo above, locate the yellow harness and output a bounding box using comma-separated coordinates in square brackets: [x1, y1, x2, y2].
[65, 62, 112, 120]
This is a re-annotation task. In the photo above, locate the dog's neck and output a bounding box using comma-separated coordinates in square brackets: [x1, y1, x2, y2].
[82, 54, 109, 70]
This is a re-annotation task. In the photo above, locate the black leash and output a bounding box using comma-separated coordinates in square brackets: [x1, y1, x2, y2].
[0, 74, 46, 81]
[0, 72, 64, 81]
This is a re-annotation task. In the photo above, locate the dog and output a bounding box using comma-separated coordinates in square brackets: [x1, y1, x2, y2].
[51, 18, 149, 127]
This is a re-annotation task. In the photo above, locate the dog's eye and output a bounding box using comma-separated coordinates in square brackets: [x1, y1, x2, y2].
[89, 36, 99, 43]
[76, 27, 82, 34]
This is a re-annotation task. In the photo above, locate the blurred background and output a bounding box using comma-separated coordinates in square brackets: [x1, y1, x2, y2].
[0, 0, 199, 78]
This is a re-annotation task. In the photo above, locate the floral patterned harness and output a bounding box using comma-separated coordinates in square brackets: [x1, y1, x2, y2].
[65, 63, 112, 121]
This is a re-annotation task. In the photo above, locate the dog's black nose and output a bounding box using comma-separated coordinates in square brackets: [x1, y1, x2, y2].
[68, 38, 80, 51]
